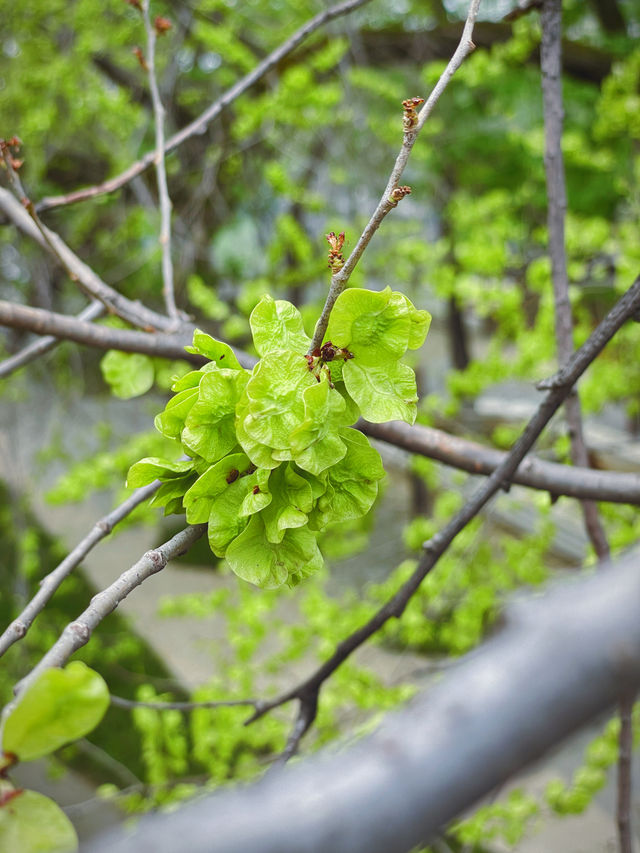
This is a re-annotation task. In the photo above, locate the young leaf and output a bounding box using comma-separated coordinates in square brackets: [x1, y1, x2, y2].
[100, 351, 155, 399]
[183, 452, 251, 524]
[325, 287, 411, 365]
[0, 788, 78, 853]
[148, 474, 197, 515]
[154, 388, 199, 439]
[126, 457, 194, 489]
[311, 428, 384, 528]
[391, 291, 432, 349]
[257, 463, 314, 543]
[343, 359, 418, 424]
[289, 380, 349, 475]
[243, 351, 316, 450]
[184, 329, 242, 369]
[2, 662, 109, 762]
[225, 515, 323, 588]
[181, 369, 248, 463]
[250, 294, 311, 357]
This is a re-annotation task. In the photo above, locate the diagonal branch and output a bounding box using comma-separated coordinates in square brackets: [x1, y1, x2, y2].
[34, 0, 374, 214]
[0, 481, 161, 660]
[246, 276, 640, 755]
[110, 694, 259, 712]
[3, 524, 207, 724]
[0, 187, 178, 333]
[309, 0, 481, 351]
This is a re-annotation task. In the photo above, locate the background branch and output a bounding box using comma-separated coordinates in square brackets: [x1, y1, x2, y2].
[0, 300, 200, 363]
[86, 550, 640, 853]
[0, 300, 105, 379]
[0, 481, 161, 660]
[110, 694, 259, 712]
[141, 1, 179, 320]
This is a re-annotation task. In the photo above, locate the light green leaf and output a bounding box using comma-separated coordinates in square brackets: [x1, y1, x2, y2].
[391, 291, 432, 349]
[0, 788, 77, 853]
[249, 294, 311, 357]
[235, 393, 281, 469]
[239, 468, 272, 516]
[289, 380, 349, 475]
[311, 429, 384, 528]
[207, 477, 253, 557]
[183, 452, 251, 524]
[181, 369, 248, 463]
[225, 516, 323, 588]
[325, 287, 410, 365]
[148, 474, 197, 515]
[243, 351, 315, 450]
[184, 329, 242, 370]
[126, 457, 194, 489]
[343, 359, 418, 424]
[100, 351, 155, 399]
[259, 464, 314, 542]
[2, 662, 109, 762]
[154, 388, 199, 439]
[170, 362, 218, 392]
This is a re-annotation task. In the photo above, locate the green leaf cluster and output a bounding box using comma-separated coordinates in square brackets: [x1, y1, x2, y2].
[129, 289, 429, 588]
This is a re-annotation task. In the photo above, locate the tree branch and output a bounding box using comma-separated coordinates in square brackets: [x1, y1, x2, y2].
[0, 300, 105, 379]
[309, 0, 481, 352]
[4, 524, 206, 722]
[246, 276, 640, 753]
[360, 420, 640, 506]
[0, 300, 201, 363]
[0, 187, 178, 333]
[110, 694, 259, 712]
[0, 481, 161, 661]
[85, 550, 640, 853]
[141, 2, 179, 320]
[540, 8, 630, 850]
[34, 0, 374, 214]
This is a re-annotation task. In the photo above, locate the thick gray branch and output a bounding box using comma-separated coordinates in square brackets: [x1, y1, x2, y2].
[85, 550, 640, 853]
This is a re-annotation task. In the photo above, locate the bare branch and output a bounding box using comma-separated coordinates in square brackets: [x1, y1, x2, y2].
[541, 0, 610, 560]
[85, 550, 640, 853]
[541, 7, 629, 848]
[0, 187, 178, 333]
[0, 300, 201, 363]
[110, 694, 260, 712]
[309, 0, 481, 352]
[0, 482, 161, 660]
[34, 0, 374, 214]
[141, 2, 179, 320]
[0, 300, 105, 379]
[4, 524, 206, 722]
[246, 275, 640, 750]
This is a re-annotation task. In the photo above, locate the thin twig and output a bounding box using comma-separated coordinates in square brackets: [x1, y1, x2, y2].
[2, 524, 207, 727]
[245, 276, 640, 756]
[110, 694, 260, 712]
[0, 186, 177, 333]
[0, 481, 161, 660]
[617, 692, 636, 853]
[34, 0, 374, 214]
[141, 2, 179, 320]
[309, 0, 481, 352]
[0, 300, 105, 379]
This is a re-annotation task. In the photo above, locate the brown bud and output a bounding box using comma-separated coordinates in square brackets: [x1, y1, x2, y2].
[402, 96, 424, 132]
[154, 16, 172, 35]
[124, 0, 142, 9]
[389, 185, 412, 206]
[132, 46, 148, 70]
